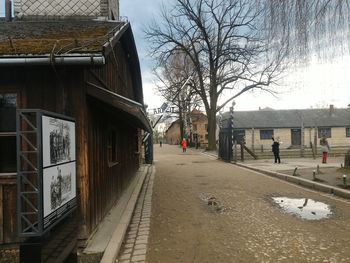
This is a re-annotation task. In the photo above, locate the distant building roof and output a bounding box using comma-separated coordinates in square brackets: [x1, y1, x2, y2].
[221, 107, 350, 129]
[0, 20, 124, 56]
[165, 119, 180, 134]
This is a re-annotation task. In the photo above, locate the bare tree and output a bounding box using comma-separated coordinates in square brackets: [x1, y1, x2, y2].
[145, 0, 287, 150]
[154, 50, 202, 141]
[261, 0, 350, 60]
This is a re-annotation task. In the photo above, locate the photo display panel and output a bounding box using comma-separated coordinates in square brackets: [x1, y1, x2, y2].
[42, 115, 76, 229]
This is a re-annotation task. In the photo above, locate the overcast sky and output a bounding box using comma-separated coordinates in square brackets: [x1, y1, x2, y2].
[0, 1, 349, 111]
[120, 0, 166, 111]
[0, 1, 4, 17]
[120, 1, 350, 112]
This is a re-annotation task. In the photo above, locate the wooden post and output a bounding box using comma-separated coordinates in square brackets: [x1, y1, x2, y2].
[301, 118, 304, 157]
[314, 126, 318, 158]
[234, 141, 237, 163]
[230, 101, 235, 162]
[74, 71, 90, 241]
[251, 128, 255, 153]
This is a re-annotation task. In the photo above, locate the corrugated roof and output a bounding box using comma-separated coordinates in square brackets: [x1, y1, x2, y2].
[221, 108, 350, 129]
[0, 20, 124, 55]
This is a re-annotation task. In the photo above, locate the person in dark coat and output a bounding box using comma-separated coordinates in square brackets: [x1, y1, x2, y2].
[271, 137, 281, 163]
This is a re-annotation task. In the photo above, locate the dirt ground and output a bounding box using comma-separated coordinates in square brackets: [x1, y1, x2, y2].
[146, 145, 350, 263]
[279, 167, 350, 190]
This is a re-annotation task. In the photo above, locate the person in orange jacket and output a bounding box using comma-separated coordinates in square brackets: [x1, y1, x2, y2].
[181, 138, 187, 153]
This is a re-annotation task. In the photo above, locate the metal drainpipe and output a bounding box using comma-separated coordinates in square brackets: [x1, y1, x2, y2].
[0, 56, 105, 66]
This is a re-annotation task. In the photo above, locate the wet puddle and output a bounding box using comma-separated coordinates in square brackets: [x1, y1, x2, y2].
[272, 197, 332, 220]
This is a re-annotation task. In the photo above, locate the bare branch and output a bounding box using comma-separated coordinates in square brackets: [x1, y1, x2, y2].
[145, 0, 289, 150]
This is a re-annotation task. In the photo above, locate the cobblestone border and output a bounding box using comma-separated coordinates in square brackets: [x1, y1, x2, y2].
[117, 166, 155, 263]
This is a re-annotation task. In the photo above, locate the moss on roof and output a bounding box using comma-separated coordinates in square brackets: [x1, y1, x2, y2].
[0, 20, 124, 55]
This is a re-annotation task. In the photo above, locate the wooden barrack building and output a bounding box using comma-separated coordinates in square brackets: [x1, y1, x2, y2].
[0, 13, 150, 263]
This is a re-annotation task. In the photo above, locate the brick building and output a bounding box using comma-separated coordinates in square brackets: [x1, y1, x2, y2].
[220, 105, 350, 151]
[165, 109, 208, 147]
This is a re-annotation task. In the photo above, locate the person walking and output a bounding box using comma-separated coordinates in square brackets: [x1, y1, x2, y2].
[181, 138, 187, 153]
[320, 137, 330, 163]
[271, 137, 281, 163]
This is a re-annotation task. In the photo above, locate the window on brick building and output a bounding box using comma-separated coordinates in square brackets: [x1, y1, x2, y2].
[260, 129, 273, 140]
[318, 127, 331, 138]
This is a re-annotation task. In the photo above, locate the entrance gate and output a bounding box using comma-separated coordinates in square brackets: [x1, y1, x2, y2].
[218, 128, 232, 162]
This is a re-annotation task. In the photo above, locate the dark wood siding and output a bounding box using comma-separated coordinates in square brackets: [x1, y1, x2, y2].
[87, 98, 140, 232]
[89, 42, 136, 100]
[0, 36, 144, 244]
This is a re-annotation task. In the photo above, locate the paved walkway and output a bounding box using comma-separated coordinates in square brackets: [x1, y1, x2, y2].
[116, 164, 155, 263]
[116, 145, 350, 262]
[242, 156, 344, 172]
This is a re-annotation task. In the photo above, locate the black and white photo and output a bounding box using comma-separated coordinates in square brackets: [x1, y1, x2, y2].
[42, 115, 76, 167]
[43, 162, 76, 218]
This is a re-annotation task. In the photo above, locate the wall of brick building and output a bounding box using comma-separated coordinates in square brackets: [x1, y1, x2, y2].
[242, 127, 350, 152]
[165, 122, 181, 145]
[165, 114, 209, 146]
[192, 118, 208, 145]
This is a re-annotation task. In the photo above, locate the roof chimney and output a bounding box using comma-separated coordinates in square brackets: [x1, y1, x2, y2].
[329, 104, 335, 115]
[5, 0, 12, 22]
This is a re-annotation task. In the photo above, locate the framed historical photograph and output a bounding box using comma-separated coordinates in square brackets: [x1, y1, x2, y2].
[42, 115, 76, 168]
[41, 113, 77, 230]
[17, 110, 77, 236]
[42, 162, 76, 228]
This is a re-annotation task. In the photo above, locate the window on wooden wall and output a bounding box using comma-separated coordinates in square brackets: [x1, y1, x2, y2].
[346, 128, 350, 137]
[318, 127, 331, 138]
[193, 124, 197, 131]
[0, 93, 17, 173]
[107, 129, 118, 166]
[260, 129, 274, 140]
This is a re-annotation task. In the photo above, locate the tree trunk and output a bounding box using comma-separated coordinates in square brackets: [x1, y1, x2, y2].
[179, 107, 184, 143]
[206, 109, 217, 150]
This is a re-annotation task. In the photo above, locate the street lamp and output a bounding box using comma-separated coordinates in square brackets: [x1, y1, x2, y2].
[230, 101, 236, 162]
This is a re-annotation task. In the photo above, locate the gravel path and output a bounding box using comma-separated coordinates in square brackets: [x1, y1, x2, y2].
[146, 145, 350, 263]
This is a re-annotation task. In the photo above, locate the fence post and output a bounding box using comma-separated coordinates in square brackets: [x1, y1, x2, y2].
[230, 101, 235, 162]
